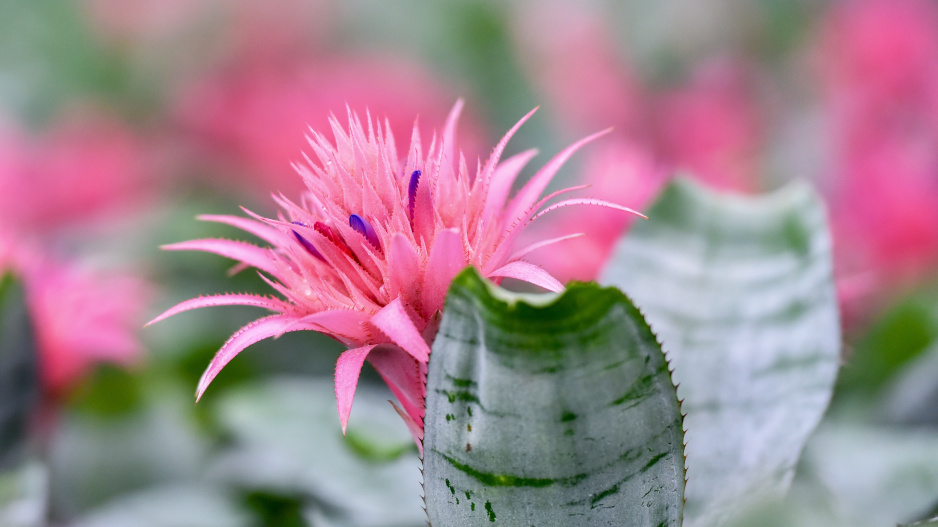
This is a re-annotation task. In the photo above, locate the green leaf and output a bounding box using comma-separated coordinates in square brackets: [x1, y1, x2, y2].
[0, 273, 39, 471]
[880, 340, 938, 425]
[801, 424, 938, 526]
[210, 377, 425, 527]
[602, 178, 841, 527]
[423, 268, 685, 526]
[838, 294, 938, 402]
[48, 382, 210, 518]
[0, 459, 47, 527]
[72, 484, 251, 527]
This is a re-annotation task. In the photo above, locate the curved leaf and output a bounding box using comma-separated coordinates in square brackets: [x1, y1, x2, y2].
[423, 268, 685, 526]
[210, 377, 425, 527]
[602, 178, 840, 527]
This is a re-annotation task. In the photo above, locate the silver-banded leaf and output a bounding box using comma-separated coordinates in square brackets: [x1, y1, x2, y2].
[802, 424, 938, 526]
[423, 268, 685, 526]
[209, 377, 425, 527]
[602, 178, 840, 527]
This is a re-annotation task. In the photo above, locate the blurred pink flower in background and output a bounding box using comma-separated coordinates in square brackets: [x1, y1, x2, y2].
[0, 107, 155, 397]
[522, 143, 663, 283]
[828, 129, 938, 296]
[0, 235, 150, 397]
[511, 1, 642, 137]
[512, 2, 766, 283]
[653, 58, 766, 194]
[817, 0, 938, 302]
[818, 0, 938, 109]
[84, 0, 203, 44]
[151, 103, 640, 448]
[0, 109, 155, 236]
[84, 0, 334, 55]
[215, 0, 336, 61]
[174, 57, 486, 199]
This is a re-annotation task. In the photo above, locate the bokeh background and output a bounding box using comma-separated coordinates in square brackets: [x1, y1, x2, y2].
[2, 0, 938, 525]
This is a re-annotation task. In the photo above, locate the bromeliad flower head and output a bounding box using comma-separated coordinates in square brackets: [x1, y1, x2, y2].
[149, 101, 641, 448]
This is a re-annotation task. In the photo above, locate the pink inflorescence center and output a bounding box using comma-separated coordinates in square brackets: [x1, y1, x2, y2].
[149, 100, 642, 450]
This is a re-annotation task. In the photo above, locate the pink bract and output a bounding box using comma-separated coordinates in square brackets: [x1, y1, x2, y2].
[817, 0, 938, 107]
[150, 102, 641, 449]
[815, 0, 938, 306]
[0, 235, 150, 396]
[654, 59, 765, 194]
[521, 143, 663, 283]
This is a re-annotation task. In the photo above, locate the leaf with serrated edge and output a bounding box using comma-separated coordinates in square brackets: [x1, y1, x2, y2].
[423, 268, 685, 526]
[602, 177, 840, 527]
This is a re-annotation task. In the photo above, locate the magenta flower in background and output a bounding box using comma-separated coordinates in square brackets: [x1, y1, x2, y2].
[817, 0, 938, 109]
[816, 0, 938, 303]
[150, 102, 640, 448]
[511, 0, 641, 137]
[653, 58, 765, 194]
[0, 234, 150, 396]
[0, 109, 155, 236]
[510, 3, 766, 285]
[174, 57, 486, 199]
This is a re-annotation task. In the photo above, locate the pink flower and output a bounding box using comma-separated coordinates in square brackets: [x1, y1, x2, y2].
[654, 59, 765, 194]
[150, 102, 640, 448]
[511, 1, 642, 136]
[829, 129, 938, 293]
[812, 0, 938, 309]
[817, 0, 938, 108]
[0, 110, 154, 236]
[0, 235, 150, 396]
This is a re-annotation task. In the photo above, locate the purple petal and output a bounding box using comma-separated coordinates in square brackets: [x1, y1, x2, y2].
[407, 170, 421, 221]
[291, 223, 325, 260]
[349, 214, 381, 251]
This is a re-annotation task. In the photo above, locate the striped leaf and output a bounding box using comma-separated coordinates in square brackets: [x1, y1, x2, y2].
[602, 178, 840, 527]
[423, 268, 685, 526]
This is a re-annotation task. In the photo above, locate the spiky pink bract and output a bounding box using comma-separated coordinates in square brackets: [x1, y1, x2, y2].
[151, 101, 641, 449]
